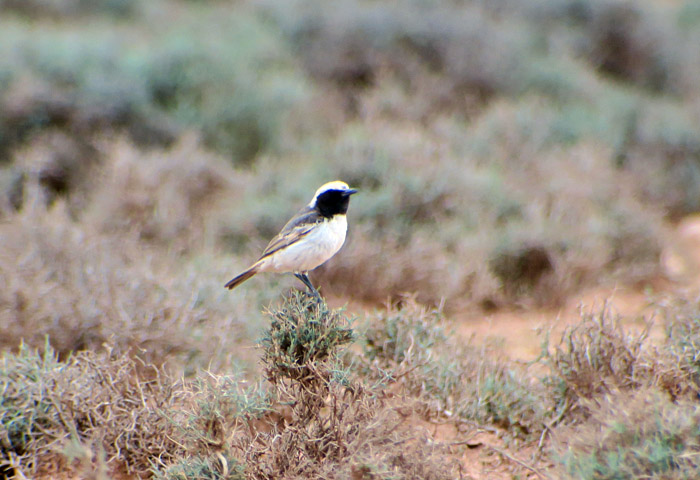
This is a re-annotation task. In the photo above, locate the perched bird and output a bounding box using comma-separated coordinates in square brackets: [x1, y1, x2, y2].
[225, 180, 357, 297]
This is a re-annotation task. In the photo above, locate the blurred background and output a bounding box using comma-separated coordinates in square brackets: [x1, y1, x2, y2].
[2, 0, 700, 373]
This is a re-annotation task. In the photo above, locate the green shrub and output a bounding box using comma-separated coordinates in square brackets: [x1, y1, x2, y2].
[262, 0, 532, 118]
[263, 292, 354, 378]
[483, 0, 695, 95]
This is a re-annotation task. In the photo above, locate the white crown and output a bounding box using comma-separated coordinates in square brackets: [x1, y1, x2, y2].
[309, 181, 351, 205]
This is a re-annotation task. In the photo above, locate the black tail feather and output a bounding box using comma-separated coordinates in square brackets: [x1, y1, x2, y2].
[225, 267, 257, 290]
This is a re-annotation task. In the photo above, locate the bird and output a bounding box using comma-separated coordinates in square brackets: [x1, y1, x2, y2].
[224, 180, 357, 297]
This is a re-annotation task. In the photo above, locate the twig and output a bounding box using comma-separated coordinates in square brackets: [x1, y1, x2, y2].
[537, 398, 570, 455]
[485, 444, 549, 480]
[437, 439, 483, 448]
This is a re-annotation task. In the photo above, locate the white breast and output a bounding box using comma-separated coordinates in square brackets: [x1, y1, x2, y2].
[260, 215, 348, 273]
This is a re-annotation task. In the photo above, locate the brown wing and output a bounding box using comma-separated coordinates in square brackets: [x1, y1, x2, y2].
[258, 206, 323, 260]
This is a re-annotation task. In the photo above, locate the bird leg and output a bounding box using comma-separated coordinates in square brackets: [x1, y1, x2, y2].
[294, 272, 322, 299]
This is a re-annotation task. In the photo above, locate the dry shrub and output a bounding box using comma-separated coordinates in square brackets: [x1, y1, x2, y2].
[547, 303, 700, 425]
[4, 128, 100, 210]
[0, 196, 251, 372]
[581, 0, 682, 93]
[548, 307, 650, 417]
[488, 244, 559, 306]
[0, 342, 182, 478]
[81, 136, 238, 250]
[263, 0, 526, 120]
[314, 228, 463, 306]
[164, 292, 457, 480]
[304, 120, 665, 309]
[154, 374, 263, 480]
[155, 454, 245, 480]
[656, 295, 700, 397]
[554, 390, 700, 479]
[360, 298, 549, 441]
[253, 293, 360, 478]
[624, 107, 700, 217]
[249, 293, 454, 479]
[0, 58, 175, 166]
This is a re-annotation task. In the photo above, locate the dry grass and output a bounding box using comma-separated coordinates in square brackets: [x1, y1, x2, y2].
[0, 342, 182, 478]
[546, 307, 651, 419]
[0, 160, 256, 373]
[546, 302, 700, 426]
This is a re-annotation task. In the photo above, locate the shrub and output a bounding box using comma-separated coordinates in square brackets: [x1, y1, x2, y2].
[262, 0, 530, 119]
[481, 0, 696, 95]
[545, 302, 700, 426]
[556, 391, 700, 479]
[81, 137, 235, 248]
[0, 197, 255, 373]
[155, 455, 245, 480]
[154, 373, 267, 480]
[659, 296, 700, 396]
[580, 1, 682, 93]
[226, 292, 455, 479]
[545, 307, 650, 420]
[0, 342, 181, 478]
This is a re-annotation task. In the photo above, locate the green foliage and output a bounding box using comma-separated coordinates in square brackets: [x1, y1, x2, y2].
[0, 340, 60, 462]
[262, 291, 354, 379]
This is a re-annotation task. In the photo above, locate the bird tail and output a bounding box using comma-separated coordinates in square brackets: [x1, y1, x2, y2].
[224, 265, 259, 290]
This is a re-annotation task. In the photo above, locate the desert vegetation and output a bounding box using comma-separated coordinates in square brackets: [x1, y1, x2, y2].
[2, 0, 700, 478]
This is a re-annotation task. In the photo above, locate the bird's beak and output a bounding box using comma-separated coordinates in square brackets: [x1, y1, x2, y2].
[344, 188, 358, 196]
